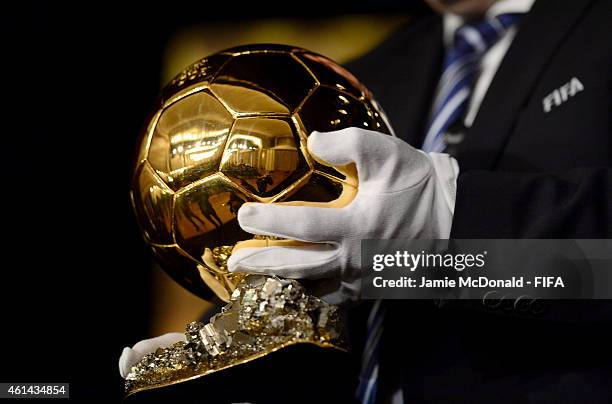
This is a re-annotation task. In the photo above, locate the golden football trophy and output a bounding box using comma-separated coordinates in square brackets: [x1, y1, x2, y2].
[127, 44, 391, 398]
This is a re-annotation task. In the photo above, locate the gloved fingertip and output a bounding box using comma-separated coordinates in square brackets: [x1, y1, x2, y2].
[228, 249, 276, 276]
[237, 202, 268, 225]
[306, 131, 328, 154]
[237, 203, 255, 218]
[227, 249, 253, 273]
[119, 347, 135, 378]
[227, 255, 240, 273]
[307, 129, 352, 166]
[227, 261, 256, 275]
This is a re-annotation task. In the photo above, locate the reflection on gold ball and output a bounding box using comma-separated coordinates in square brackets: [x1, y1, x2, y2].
[131, 44, 391, 301]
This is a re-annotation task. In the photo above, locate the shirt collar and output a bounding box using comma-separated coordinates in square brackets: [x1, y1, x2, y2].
[442, 0, 535, 47]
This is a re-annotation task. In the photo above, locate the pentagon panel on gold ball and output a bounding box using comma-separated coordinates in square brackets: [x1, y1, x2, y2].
[128, 44, 392, 397]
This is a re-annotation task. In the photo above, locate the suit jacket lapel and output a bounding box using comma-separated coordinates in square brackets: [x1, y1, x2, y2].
[458, 0, 596, 170]
[356, 15, 443, 146]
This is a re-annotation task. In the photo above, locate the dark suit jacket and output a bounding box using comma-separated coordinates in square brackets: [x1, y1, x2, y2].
[347, 0, 612, 402]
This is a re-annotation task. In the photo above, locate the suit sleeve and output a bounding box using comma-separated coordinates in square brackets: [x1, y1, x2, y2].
[449, 167, 612, 323]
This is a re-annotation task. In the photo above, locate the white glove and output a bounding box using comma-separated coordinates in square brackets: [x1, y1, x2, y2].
[119, 332, 185, 378]
[227, 127, 459, 304]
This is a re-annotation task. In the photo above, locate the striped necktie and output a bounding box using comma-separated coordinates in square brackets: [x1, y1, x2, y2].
[356, 14, 522, 404]
[422, 13, 523, 153]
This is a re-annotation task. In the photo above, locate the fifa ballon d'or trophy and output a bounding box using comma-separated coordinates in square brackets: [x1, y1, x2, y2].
[127, 44, 391, 398]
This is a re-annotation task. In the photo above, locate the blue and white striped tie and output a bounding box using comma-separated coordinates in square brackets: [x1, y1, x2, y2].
[422, 14, 523, 153]
[355, 300, 385, 404]
[356, 14, 522, 404]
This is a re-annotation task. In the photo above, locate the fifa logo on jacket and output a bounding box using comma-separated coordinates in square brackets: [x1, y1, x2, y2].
[542, 77, 584, 113]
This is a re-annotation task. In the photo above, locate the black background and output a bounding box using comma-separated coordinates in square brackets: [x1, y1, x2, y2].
[0, 1, 429, 401]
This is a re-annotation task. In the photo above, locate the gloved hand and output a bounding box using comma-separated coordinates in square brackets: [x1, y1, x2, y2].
[228, 127, 459, 304]
[119, 332, 185, 378]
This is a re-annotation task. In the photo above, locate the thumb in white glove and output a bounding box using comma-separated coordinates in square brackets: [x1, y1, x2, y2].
[119, 332, 185, 378]
[228, 127, 459, 304]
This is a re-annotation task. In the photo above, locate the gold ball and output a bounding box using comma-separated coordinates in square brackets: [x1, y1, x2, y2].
[131, 44, 391, 301]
